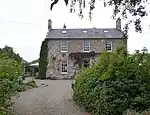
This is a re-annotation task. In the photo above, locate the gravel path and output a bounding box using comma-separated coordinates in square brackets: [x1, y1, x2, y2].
[12, 80, 89, 115]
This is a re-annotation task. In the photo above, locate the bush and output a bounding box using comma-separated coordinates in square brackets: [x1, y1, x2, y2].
[73, 46, 150, 115]
[39, 40, 48, 79]
[17, 80, 37, 92]
[24, 80, 37, 88]
[123, 109, 150, 115]
[0, 55, 22, 114]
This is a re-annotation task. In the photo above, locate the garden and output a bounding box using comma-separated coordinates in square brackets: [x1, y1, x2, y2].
[72, 44, 150, 115]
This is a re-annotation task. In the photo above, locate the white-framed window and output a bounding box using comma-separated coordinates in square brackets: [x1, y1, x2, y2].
[105, 41, 112, 52]
[61, 40, 68, 52]
[83, 40, 90, 52]
[61, 60, 68, 74]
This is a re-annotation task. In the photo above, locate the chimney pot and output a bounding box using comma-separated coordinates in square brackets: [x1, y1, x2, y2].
[63, 24, 66, 29]
[48, 19, 52, 31]
[116, 17, 121, 30]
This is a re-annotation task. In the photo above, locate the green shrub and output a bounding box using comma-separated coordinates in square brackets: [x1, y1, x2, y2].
[39, 40, 48, 79]
[73, 46, 150, 115]
[24, 80, 37, 88]
[0, 55, 22, 114]
[123, 109, 150, 115]
[17, 80, 37, 92]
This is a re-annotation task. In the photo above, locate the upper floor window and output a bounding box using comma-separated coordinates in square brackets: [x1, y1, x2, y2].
[61, 40, 68, 52]
[83, 40, 90, 52]
[105, 41, 112, 52]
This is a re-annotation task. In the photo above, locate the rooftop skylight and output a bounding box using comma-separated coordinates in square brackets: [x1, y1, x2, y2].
[62, 31, 67, 34]
[104, 30, 108, 33]
[83, 30, 87, 33]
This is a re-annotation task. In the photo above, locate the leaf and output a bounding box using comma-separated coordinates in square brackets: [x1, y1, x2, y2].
[64, 0, 69, 5]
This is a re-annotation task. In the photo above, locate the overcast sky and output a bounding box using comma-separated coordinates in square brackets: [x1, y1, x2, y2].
[0, 0, 150, 62]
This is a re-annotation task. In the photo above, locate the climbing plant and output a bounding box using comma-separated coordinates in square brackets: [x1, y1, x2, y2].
[69, 51, 99, 60]
[39, 40, 48, 79]
[69, 51, 99, 66]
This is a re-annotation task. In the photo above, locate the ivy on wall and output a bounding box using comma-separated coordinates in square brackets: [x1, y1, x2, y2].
[39, 39, 48, 79]
[69, 51, 99, 65]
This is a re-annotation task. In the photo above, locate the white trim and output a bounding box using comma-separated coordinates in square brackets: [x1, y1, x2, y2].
[83, 51, 90, 52]
[61, 60, 68, 74]
[61, 50, 67, 53]
[105, 41, 112, 52]
[61, 72, 68, 75]
[83, 40, 90, 52]
[61, 40, 68, 52]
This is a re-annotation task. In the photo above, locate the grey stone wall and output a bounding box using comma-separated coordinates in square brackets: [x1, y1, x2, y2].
[46, 39, 126, 79]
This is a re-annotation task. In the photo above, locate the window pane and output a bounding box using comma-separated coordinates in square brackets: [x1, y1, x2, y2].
[105, 41, 112, 51]
[83, 40, 90, 51]
[61, 41, 68, 52]
[83, 60, 90, 68]
[61, 60, 68, 73]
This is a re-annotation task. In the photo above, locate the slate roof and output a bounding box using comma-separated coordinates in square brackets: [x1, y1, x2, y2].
[45, 28, 124, 40]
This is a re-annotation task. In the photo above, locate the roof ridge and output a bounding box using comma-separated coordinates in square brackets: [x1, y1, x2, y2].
[46, 28, 124, 39]
[51, 28, 118, 30]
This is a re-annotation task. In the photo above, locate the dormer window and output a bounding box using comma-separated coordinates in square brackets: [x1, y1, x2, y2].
[83, 30, 87, 33]
[62, 31, 66, 34]
[104, 30, 108, 33]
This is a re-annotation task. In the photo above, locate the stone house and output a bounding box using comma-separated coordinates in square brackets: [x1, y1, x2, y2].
[45, 18, 127, 79]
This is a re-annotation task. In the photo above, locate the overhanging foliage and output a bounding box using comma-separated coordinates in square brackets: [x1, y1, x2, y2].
[50, 0, 150, 33]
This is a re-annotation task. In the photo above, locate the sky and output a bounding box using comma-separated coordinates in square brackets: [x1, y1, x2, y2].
[0, 0, 150, 62]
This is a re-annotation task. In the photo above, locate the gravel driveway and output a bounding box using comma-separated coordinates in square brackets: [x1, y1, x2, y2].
[12, 80, 89, 115]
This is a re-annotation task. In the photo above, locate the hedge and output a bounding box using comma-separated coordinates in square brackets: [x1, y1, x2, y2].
[73, 46, 150, 115]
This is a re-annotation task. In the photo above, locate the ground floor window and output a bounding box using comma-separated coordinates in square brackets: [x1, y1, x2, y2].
[61, 60, 68, 74]
[83, 60, 90, 68]
[105, 41, 112, 52]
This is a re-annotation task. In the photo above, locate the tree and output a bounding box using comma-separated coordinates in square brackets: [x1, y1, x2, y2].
[0, 46, 22, 63]
[50, 0, 150, 33]
[39, 40, 48, 79]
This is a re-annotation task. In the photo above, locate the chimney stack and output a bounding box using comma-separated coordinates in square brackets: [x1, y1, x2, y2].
[48, 19, 52, 31]
[116, 17, 121, 30]
[63, 24, 66, 29]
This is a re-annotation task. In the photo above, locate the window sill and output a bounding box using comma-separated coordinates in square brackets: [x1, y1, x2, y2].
[107, 50, 112, 52]
[61, 51, 68, 53]
[61, 72, 68, 75]
[83, 51, 90, 52]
